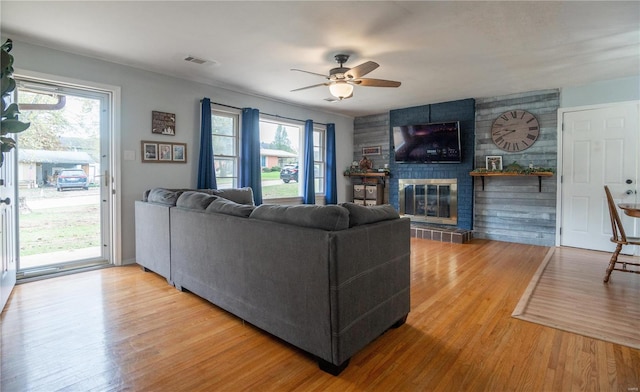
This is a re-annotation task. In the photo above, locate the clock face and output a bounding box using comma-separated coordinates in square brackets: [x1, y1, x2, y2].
[491, 110, 540, 152]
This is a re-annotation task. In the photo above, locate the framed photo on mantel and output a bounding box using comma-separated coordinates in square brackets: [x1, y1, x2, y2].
[486, 155, 503, 171]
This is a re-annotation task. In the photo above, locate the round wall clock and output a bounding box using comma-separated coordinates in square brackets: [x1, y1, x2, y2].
[490, 110, 540, 152]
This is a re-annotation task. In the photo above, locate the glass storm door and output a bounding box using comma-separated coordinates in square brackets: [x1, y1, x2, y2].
[15, 79, 112, 278]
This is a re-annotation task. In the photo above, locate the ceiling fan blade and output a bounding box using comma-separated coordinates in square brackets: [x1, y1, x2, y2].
[344, 61, 379, 79]
[353, 78, 401, 88]
[291, 82, 329, 92]
[290, 68, 328, 78]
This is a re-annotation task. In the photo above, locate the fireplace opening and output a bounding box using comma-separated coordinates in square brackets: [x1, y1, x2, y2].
[399, 179, 457, 225]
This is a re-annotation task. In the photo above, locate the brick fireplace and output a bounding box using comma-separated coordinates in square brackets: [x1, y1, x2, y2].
[386, 99, 475, 243]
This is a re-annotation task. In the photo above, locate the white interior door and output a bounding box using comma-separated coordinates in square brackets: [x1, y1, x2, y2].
[0, 148, 17, 311]
[560, 102, 639, 252]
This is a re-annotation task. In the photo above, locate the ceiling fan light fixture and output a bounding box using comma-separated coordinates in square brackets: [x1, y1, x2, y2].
[329, 81, 353, 100]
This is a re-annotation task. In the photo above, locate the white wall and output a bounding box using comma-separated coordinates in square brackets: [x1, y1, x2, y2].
[10, 40, 354, 264]
[560, 75, 640, 108]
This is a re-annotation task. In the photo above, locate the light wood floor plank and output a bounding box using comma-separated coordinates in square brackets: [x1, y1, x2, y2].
[1, 239, 639, 391]
[513, 246, 640, 351]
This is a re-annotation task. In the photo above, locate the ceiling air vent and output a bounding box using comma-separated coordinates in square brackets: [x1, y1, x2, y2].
[184, 56, 218, 66]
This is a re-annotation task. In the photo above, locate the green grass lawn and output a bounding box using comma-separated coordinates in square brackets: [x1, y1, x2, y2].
[19, 205, 101, 256]
[261, 171, 280, 180]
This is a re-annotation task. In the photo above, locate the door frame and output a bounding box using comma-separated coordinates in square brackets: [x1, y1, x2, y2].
[15, 69, 123, 266]
[555, 100, 640, 249]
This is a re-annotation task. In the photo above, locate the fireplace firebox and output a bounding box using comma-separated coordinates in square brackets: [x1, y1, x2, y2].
[399, 179, 457, 225]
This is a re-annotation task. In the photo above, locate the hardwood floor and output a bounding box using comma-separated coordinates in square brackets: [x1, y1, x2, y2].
[2, 239, 639, 391]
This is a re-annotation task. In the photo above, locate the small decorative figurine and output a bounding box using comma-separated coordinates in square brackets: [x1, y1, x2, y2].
[359, 156, 373, 171]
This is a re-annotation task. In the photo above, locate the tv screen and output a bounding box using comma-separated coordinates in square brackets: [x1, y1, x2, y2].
[393, 121, 461, 163]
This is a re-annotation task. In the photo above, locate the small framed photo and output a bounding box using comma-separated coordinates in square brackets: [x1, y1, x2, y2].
[142, 142, 158, 162]
[158, 144, 172, 161]
[486, 155, 503, 171]
[152, 110, 176, 135]
[362, 146, 382, 155]
[172, 143, 187, 162]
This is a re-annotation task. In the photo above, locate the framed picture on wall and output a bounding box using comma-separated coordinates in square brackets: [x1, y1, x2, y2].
[486, 155, 503, 171]
[172, 143, 187, 162]
[141, 141, 187, 163]
[362, 146, 382, 155]
[158, 143, 172, 161]
[142, 142, 158, 161]
[152, 111, 176, 135]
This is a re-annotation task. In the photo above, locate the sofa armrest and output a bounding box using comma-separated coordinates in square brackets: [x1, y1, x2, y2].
[329, 217, 411, 365]
[135, 201, 171, 281]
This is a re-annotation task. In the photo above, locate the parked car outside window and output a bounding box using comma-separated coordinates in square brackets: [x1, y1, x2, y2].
[279, 165, 298, 183]
[56, 169, 89, 191]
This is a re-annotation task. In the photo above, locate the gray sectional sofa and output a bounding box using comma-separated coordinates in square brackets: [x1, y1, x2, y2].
[135, 187, 411, 375]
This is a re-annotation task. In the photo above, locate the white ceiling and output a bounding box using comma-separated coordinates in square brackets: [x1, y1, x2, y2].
[2, 1, 639, 118]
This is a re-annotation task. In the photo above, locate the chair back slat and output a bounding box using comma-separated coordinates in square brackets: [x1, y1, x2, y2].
[604, 186, 627, 243]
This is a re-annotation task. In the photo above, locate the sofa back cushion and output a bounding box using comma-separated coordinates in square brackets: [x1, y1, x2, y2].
[341, 202, 400, 227]
[211, 187, 255, 206]
[249, 204, 349, 231]
[146, 188, 184, 206]
[206, 197, 255, 217]
[176, 191, 218, 210]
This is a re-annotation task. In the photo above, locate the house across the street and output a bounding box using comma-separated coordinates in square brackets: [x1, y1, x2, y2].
[18, 148, 96, 188]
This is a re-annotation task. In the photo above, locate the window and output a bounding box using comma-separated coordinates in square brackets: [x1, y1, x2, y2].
[258, 119, 325, 200]
[313, 127, 325, 194]
[259, 119, 300, 199]
[212, 109, 239, 189]
[211, 110, 325, 200]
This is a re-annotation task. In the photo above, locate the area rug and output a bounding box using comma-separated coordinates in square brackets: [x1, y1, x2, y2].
[512, 246, 640, 349]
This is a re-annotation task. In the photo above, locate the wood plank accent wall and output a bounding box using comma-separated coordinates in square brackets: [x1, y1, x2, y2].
[352, 113, 391, 203]
[353, 90, 559, 245]
[473, 90, 560, 246]
[353, 113, 391, 166]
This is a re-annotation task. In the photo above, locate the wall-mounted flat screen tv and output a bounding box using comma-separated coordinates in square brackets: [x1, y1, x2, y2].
[393, 121, 461, 163]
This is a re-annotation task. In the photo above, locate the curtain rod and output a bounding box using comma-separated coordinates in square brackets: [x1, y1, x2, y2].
[202, 99, 327, 126]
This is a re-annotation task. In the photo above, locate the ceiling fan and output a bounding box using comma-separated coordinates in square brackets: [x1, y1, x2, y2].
[291, 54, 401, 101]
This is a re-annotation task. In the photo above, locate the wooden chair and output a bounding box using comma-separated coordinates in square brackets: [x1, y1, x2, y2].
[603, 186, 640, 282]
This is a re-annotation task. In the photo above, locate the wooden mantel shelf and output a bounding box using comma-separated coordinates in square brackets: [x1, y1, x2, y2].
[344, 172, 389, 178]
[469, 171, 554, 192]
[344, 171, 390, 185]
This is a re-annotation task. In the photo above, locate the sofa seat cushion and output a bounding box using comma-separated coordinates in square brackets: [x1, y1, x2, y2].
[206, 197, 255, 217]
[249, 204, 349, 231]
[146, 188, 184, 206]
[341, 202, 400, 227]
[211, 187, 255, 205]
[177, 191, 218, 210]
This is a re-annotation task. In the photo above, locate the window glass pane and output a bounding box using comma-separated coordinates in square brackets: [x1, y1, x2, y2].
[314, 163, 323, 178]
[214, 157, 237, 189]
[313, 129, 325, 194]
[313, 146, 321, 161]
[212, 135, 235, 156]
[212, 114, 234, 136]
[212, 110, 239, 189]
[260, 120, 300, 199]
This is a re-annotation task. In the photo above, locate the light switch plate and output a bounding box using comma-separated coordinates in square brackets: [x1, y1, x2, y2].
[124, 150, 135, 161]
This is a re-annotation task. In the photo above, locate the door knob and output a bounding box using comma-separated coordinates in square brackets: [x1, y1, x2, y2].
[0, 198, 10, 205]
[626, 190, 637, 195]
